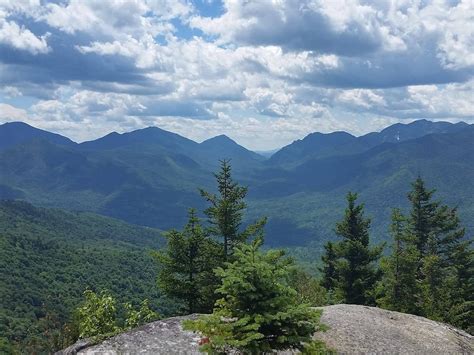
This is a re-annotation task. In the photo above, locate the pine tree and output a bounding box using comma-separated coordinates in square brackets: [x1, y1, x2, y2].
[154, 209, 221, 314]
[319, 241, 338, 293]
[200, 159, 266, 261]
[333, 192, 382, 305]
[184, 239, 327, 353]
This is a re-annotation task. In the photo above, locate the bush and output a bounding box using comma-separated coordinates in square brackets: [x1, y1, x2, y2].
[76, 290, 159, 340]
[184, 240, 328, 353]
[77, 290, 119, 339]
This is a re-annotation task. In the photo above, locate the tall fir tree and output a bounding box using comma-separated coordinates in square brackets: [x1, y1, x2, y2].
[379, 177, 473, 332]
[333, 192, 382, 305]
[319, 241, 338, 293]
[407, 177, 439, 259]
[200, 159, 266, 261]
[377, 209, 419, 314]
[154, 209, 221, 314]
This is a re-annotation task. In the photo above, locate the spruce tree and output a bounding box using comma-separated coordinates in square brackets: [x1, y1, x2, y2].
[333, 192, 382, 305]
[407, 178, 472, 321]
[377, 209, 419, 314]
[200, 159, 266, 260]
[407, 177, 439, 259]
[154, 209, 221, 314]
[319, 241, 338, 293]
[379, 177, 473, 332]
[184, 239, 327, 353]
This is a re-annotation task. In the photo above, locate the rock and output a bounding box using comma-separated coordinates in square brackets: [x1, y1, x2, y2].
[314, 304, 473, 354]
[57, 305, 473, 354]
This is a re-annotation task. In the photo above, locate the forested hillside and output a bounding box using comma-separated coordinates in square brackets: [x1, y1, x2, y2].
[0, 201, 165, 352]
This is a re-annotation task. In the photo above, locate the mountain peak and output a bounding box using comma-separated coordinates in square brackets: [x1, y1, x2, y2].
[201, 134, 237, 146]
[0, 121, 76, 150]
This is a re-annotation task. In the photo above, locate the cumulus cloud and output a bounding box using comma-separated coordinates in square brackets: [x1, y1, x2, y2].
[0, 0, 472, 149]
[0, 19, 50, 54]
[0, 103, 28, 120]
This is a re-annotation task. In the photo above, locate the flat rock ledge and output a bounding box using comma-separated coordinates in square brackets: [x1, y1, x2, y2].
[57, 304, 473, 354]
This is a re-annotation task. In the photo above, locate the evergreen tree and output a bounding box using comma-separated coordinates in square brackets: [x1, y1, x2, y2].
[379, 177, 473, 332]
[287, 267, 327, 306]
[154, 209, 221, 314]
[333, 192, 382, 305]
[184, 239, 327, 353]
[377, 209, 418, 313]
[407, 177, 473, 322]
[200, 159, 266, 260]
[319, 241, 338, 294]
[407, 177, 439, 259]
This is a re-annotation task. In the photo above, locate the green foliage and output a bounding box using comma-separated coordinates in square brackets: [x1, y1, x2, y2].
[0, 200, 167, 352]
[377, 177, 474, 333]
[319, 241, 338, 301]
[124, 299, 158, 330]
[329, 192, 383, 305]
[200, 159, 267, 260]
[77, 290, 120, 339]
[377, 209, 419, 313]
[184, 239, 325, 353]
[75, 290, 159, 341]
[154, 209, 222, 314]
[287, 267, 328, 306]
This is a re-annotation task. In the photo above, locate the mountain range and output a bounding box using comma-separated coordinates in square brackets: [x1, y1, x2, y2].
[1, 119, 473, 250]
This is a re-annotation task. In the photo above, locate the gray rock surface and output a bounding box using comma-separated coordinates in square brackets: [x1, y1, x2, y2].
[57, 305, 473, 354]
[314, 304, 473, 354]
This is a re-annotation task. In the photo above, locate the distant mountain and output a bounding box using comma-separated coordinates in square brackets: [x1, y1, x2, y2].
[251, 126, 474, 247]
[268, 131, 357, 167]
[198, 134, 265, 171]
[0, 120, 472, 250]
[79, 126, 198, 154]
[0, 121, 76, 150]
[0, 139, 209, 228]
[268, 120, 470, 168]
[360, 119, 469, 147]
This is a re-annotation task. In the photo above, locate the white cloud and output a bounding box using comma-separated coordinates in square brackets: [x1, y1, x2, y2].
[0, 19, 50, 54]
[337, 89, 386, 109]
[0, 0, 473, 149]
[0, 103, 28, 120]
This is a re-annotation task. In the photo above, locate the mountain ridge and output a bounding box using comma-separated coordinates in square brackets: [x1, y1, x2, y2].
[1, 119, 472, 249]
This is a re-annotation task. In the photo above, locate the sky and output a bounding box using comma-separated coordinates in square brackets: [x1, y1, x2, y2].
[0, 0, 473, 150]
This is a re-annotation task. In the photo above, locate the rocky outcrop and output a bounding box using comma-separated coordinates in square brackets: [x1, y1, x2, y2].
[58, 305, 473, 354]
[315, 304, 473, 354]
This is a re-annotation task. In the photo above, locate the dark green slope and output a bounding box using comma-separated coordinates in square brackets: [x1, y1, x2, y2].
[0, 139, 211, 229]
[0, 200, 165, 350]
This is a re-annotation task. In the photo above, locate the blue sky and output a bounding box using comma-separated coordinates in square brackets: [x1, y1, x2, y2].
[0, 0, 473, 150]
